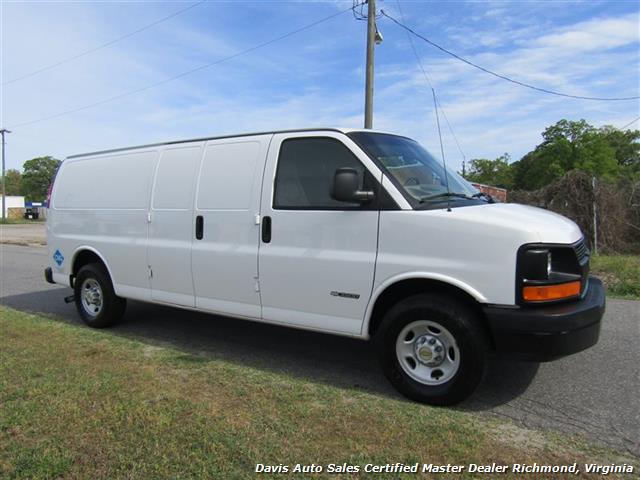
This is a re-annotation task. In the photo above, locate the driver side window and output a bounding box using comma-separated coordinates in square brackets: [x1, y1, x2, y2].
[273, 137, 372, 210]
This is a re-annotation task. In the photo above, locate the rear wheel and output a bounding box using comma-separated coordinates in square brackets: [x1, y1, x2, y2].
[377, 293, 487, 406]
[74, 263, 126, 328]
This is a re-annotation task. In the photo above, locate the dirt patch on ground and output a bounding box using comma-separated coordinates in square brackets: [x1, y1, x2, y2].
[492, 423, 549, 452]
[0, 223, 46, 246]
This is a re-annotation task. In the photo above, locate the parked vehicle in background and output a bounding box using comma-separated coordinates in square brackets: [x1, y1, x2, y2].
[24, 208, 39, 220]
[23, 201, 47, 220]
[44, 128, 605, 405]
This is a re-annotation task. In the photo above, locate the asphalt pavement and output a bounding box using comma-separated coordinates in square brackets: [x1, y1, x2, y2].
[1, 243, 638, 456]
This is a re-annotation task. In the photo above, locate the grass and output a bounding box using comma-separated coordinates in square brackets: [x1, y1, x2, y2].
[591, 255, 640, 300]
[0, 307, 636, 479]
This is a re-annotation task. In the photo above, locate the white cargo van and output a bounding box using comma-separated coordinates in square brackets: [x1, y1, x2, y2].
[45, 128, 605, 405]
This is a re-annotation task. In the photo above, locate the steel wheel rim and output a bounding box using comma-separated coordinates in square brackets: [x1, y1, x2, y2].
[395, 320, 461, 385]
[81, 278, 103, 318]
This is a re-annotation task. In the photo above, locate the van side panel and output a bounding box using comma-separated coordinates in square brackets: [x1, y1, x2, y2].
[258, 132, 381, 335]
[191, 135, 271, 319]
[49, 150, 159, 299]
[148, 143, 203, 306]
[53, 152, 155, 210]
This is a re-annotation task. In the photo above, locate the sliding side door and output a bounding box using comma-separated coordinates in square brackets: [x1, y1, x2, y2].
[191, 135, 271, 319]
[148, 143, 203, 306]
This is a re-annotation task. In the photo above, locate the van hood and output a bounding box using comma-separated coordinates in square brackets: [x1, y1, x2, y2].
[430, 202, 583, 244]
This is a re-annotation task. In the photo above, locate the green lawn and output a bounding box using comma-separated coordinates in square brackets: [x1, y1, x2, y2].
[0, 307, 635, 479]
[591, 255, 640, 300]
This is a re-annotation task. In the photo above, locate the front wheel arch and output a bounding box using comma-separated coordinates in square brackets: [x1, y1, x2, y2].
[366, 278, 492, 346]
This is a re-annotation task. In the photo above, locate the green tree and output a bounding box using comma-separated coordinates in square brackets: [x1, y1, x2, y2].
[21, 156, 61, 201]
[599, 125, 640, 176]
[511, 150, 565, 191]
[465, 153, 514, 189]
[5, 169, 22, 195]
[513, 119, 621, 190]
[573, 131, 617, 178]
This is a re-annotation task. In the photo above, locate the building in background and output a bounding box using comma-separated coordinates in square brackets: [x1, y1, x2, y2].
[3, 196, 25, 218]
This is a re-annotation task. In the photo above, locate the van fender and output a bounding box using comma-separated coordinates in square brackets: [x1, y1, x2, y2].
[362, 272, 488, 337]
[70, 246, 116, 289]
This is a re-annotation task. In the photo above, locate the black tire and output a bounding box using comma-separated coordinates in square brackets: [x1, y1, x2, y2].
[74, 263, 126, 328]
[376, 293, 488, 406]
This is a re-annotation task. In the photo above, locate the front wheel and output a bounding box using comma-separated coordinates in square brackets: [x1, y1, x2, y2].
[74, 263, 126, 328]
[377, 293, 488, 406]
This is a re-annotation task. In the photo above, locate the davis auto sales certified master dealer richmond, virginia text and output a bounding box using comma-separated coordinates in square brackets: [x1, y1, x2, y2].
[254, 462, 634, 475]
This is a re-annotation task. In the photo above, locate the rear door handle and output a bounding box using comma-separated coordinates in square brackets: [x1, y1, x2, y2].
[262, 216, 271, 243]
[195, 215, 204, 240]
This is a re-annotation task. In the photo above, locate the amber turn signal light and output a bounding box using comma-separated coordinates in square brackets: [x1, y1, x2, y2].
[522, 281, 581, 302]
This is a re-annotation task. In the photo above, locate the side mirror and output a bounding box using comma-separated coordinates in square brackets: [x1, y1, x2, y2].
[331, 167, 375, 203]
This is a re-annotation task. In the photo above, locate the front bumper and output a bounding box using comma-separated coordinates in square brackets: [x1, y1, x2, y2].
[483, 277, 605, 362]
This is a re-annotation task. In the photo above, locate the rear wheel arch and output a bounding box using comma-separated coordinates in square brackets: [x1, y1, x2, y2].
[71, 248, 113, 286]
[366, 277, 492, 346]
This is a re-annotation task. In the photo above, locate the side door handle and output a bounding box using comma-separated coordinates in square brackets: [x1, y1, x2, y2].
[262, 216, 271, 243]
[195, 215, 204, 240]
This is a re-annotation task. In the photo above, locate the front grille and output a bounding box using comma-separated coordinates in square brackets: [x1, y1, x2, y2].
[575, 238, 589, 264]
[574, 238, 590, 297]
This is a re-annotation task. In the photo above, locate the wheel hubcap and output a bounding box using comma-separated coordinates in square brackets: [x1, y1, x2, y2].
[414, 334, 446, 367]
[81, 279, 103, 317]
[396, 320, 460, 385]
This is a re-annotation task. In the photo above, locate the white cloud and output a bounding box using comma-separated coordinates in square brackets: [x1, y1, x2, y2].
[535, 13, 639, 51]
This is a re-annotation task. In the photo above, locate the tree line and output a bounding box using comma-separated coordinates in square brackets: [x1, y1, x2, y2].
[463, 119, 639, 190]
[4, 156, 61, 202]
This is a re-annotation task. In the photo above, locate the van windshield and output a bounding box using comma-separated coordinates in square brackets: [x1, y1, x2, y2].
[347, 132, 481, 207]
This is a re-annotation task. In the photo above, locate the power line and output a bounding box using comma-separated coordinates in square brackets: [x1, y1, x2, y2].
[395, 0, 466, 163]
[9, 5, 354, 130]
[619, 116, 640, 130]
[380, 10, 640, 102]
[3, 1, 207, 86]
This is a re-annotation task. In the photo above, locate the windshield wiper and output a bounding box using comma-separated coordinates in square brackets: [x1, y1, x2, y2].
[471, 192, 495, 203]
[419, 192, 472, 203]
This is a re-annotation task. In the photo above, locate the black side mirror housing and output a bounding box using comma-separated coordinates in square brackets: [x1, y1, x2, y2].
[331, 167, 375, 203]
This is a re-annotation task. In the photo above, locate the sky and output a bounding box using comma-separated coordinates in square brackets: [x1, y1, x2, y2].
[1, 0, 639, 173]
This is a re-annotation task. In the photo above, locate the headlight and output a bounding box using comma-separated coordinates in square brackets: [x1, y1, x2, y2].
[517, 243, 585, 305]
[520, 248, 552, 281]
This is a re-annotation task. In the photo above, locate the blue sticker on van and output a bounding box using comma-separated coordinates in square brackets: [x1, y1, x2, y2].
[53, 249, 64, 266]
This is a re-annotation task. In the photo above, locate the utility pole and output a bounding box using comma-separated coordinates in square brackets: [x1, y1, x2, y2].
[592, 176, 598, 255]
[1, 128, 11, 223]
[364, 0, 378, 129]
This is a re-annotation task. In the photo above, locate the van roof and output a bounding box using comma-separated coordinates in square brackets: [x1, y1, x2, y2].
[66, 127, 396, 159]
